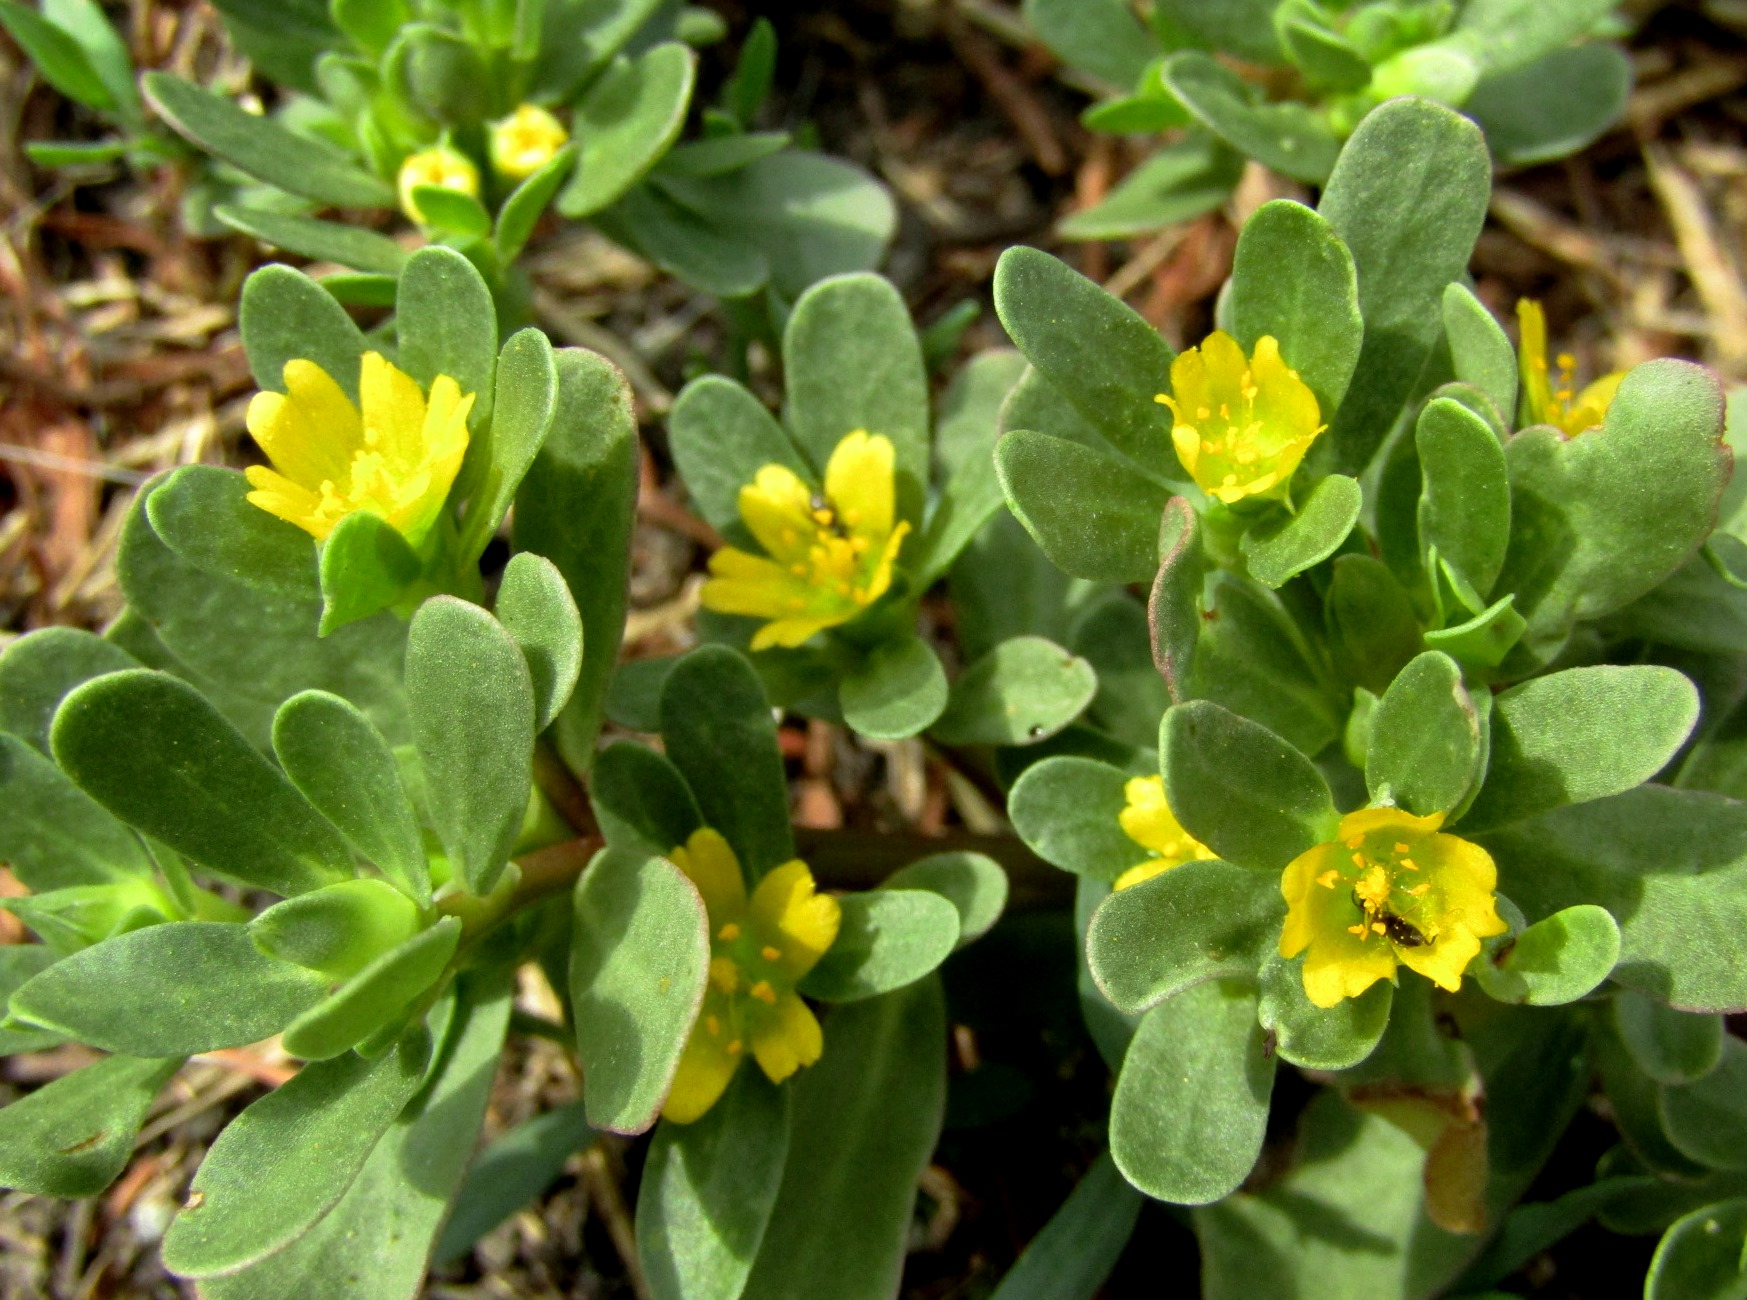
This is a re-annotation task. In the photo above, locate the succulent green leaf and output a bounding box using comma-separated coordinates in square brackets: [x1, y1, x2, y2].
[991, 246, 1178, 476]
[879, 852, 1007, 948]
[1087, 859, 1283, 1014]
[0, 0, 118, 111]
[0, 733, 154, 890]
[272, 691, 429, 902]
[1417, 396, 1510, 600]
[281, 917, 459, 1060]
[995, 430, 1170, 583]
[248, 877, 422, 981]
[1275, 2, 1371, 91]
[1490, 786, 1747, 1013]
[1614, 990, 1725, 1085]
[1057, 135, 1243, 241]
[570, 848, 710, 1134]
[668, 374, 810, 537]
[1240, 474, 1361, 589]
[638, 150, 895, 300]
[1463, 665, 1699, 830]
[1193, 572, 1341, 757]
[589, 741, 704, 859]
[1256, 952, 1391, 1071]
[216, 206, 409, 275]
[637, 1071, 789, 1300]
[239, 263, 369, 403]
[931, 635, 1097, 747]
[52, 669, 354, 896]
[1110, 980, 1275, 1204]
[659, 646, 793, 877]
[839, 636, 948, 741]
[1660, 1038, 1747, 1171]
[1440, 284, 1517, 420]
[1163, 52, 1341, 183]
[800, 890, 960, 1002]
[495, 144, 579, 264]
[160, 1028, 431, 1277]
[1009, 755, 1140, 880]
[496, 552, 584, 733]
[1229, 200, 1362, 416]
[435, 1099, 597, 1265]
[396, 23, 489, 124]
[317, 509, 423, 636]
[0, 1053, 180, 1197]
[1494, 359, 1728, 658]
[1474, 904, 1619, 1006]
[9, 922, 329, 1056]
[395, 245, 497, 430]
[460, 328, 558, 563]
[1364, 650, 1483, 817]
[0, 627, 139, 754]
[783, 273, 929, 524]
[406, 597, 536, 897]
[1466, 44, 1632, 167]
[739, 979, 945, 1300]
[988, 1149, 1142, 1300]
[1317, 98, 1490, 475]
[1161, 700, 1337, 872]
[200, 972, 511, 1300]
[1644, 1198, 1747, 1300]
[144, 465, 318, 599]
[558, 43, 696, 217]
[513, 349, 638, 776]
[1020, 0, 1156, 89]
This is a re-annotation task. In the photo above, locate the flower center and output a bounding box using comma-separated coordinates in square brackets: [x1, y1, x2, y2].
[1317, 832, 1439, 947]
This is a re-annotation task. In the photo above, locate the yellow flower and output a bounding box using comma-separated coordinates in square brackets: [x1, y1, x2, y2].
[1516, 299, 1624, 436]
[1279, 807, 1507, 1009]
[663, 828, 842, 1123]
[699, 430, 912, 651]
[244, 352, 473, 546]
[397, 144, 480, 225]
[1156, 332, 1324, 505]
[490, 104, 569, 180]
[1113, 775, 1215, 890]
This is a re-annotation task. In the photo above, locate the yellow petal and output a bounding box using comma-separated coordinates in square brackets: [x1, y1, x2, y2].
[701, 549, 820, 620]
[739, 465, 818, 564]
[1114, 859, 1172, 891]
[1301, 930, 1398, 1008]
[247, 364, 358, 489]
[748, 615, 843, 652]
[824, 429, 896, 540]
[1279, 841, 1343, 959]
[751, 991, 824, 1083]
[359, 351, 429, 466]
[748, 860, 841, 980]
[668, 828, 747, 925]
[1338, 806, 1445, 840]
[858, 519, 910, 608]
[243, 466, 331, 540]
[1516, 298, 1554, 425]
[1397, 925, 1482, 993]
[663, 1011, 743, 1123]
[1118, 774, 1212, 866]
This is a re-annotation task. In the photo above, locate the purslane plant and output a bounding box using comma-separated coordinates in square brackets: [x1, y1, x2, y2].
[642, 270, 1101, 746]
[996, 94, 1747, 1292]
[3, 16, 1747, 1289]
[1022, 0, 1633, 240]
[7, 0, 895, 319]
[0, 239, 1007, 1296]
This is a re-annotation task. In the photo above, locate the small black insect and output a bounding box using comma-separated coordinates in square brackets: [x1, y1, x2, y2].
[1379, 910, 1429, 948]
